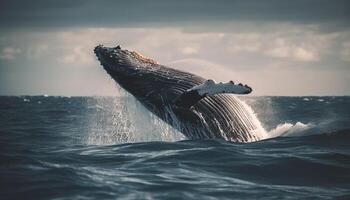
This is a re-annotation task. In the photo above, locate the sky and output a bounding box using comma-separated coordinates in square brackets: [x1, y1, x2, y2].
[0, 0, 350, 96]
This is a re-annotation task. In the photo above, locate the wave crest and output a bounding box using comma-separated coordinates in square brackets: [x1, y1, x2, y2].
[267, 122, 312, 138]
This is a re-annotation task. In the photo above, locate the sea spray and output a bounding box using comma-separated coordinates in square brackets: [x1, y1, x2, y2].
[267, 122, 311, 138]
[86, 85, 184, 145]
[235, 95, 269, 140]
[85, 78, 320, 144]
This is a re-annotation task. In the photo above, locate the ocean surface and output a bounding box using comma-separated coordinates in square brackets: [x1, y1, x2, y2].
[1, 96, 349, 199]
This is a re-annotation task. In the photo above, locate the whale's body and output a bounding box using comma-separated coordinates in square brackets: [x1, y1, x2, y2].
[94, 45, 265, 142]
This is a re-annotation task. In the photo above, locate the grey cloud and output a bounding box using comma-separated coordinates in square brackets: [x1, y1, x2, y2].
[1, 0, 350, 30]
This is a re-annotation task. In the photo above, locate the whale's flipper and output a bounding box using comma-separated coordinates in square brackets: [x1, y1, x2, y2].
[174, 80, 253, 109]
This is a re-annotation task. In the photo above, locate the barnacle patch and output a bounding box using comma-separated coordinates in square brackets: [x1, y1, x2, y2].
[131, 51, 159, 65]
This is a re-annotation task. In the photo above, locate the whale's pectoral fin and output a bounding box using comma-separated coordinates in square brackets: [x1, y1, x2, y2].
[174, 79, 253, 109]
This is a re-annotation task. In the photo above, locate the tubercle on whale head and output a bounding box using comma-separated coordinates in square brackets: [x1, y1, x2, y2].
[94, 44, 124, 60]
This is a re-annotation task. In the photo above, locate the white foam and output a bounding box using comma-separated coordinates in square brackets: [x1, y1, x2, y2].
[237, 97, 315, 140]
[267, 122, 312, 138]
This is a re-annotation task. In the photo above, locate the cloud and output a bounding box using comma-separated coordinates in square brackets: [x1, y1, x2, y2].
[59, 46, 94, 65]
[265, 43, 318, 62]
[181, 46, 199, 55]
[0, 47, 21, 60]
[226, 33, 262, 53]
[51, 26, 337, 66]
[26, 44, 48, 59]
[1, 25, 350, 95]
[1, 0, 350, 31]
[341, 41, 350, 62]
[167, 58, 236, 81]
[224, 30, 334, 62]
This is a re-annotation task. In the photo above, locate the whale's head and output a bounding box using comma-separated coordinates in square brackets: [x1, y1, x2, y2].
[94, 45, 159, 77]
[94, 44, 174, 103]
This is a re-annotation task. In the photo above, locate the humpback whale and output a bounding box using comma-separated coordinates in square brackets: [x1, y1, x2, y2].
[94, 45, 266, 142]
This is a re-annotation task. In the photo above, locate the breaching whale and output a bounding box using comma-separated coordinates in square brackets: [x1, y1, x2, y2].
[94, 45, 265, 142]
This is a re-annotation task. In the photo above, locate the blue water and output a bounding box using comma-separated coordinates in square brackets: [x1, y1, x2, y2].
[1, 96, 349, 199]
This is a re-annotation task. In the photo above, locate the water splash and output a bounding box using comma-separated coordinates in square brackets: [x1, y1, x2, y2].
[85, 82, 275, 144]
[238, 97, 315, 140]
[85, 71, 311, 144]
[267, 122, 312, 138]
[238, 96, 269, 140]
[85, 85, 184, 145]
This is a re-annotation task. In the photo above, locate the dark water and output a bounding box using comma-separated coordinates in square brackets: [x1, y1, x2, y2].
[1, 96, 349, 199]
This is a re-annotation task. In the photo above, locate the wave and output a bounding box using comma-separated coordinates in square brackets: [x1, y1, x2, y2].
[265, 121, 350, 143]
[267, 122, 312, 138]
[265, 115, 350, 139]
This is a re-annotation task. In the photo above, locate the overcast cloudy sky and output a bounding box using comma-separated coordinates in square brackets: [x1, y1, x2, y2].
[1, 0, 349, 96]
